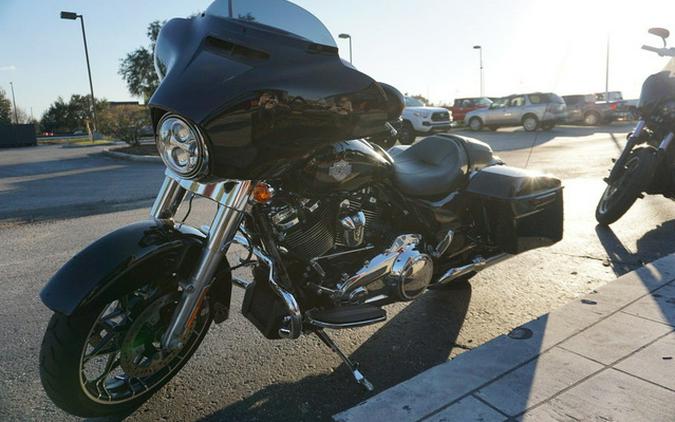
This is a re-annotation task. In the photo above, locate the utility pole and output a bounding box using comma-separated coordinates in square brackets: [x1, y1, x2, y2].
[9, 82, 18, 124]
[339, 33, 353, 64]
[473, 45, 484, 97]
[605, 35, 610, 103]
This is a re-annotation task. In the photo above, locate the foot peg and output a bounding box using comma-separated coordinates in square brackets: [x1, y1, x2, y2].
[315, 329, 374, 391]
[307, 304, 386, 329]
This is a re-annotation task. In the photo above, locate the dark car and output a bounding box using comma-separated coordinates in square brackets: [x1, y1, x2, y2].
[449, 97, 492, 123]
[563, 94, 616, 126]
[562, 94, 616, 125]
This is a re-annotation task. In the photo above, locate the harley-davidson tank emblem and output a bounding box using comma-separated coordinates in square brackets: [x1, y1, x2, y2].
[329, 159, 352, 182]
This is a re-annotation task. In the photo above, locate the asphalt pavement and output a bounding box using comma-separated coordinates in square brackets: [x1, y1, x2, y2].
[2, 123, 675, 421]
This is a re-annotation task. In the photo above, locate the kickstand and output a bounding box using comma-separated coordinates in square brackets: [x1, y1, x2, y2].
[315, 329, 374, 392]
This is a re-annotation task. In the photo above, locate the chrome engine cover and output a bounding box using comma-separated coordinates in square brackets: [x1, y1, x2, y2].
[336, 234, 434, 303]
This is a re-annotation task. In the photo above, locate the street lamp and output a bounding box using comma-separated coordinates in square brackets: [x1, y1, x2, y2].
[9, 82, 18, 124]
[473, 45, 484, 97]
[339, 33, 353, 64]
[61, 11, 97, 133]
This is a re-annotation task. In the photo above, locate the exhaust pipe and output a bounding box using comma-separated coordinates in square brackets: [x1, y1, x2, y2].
[435, 254, 510, 286]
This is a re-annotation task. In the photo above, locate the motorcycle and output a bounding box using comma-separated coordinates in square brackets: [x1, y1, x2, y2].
[38, 0, 564, 417]
[596, 27, 675, 225]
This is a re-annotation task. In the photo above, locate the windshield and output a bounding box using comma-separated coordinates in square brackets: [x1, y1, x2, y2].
[206, 0, 337, 47]
[404, 97, 425, 107]
[665, 57, 675, 75]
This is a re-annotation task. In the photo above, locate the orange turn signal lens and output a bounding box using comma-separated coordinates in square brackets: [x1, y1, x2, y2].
[252, 182, 274, 203]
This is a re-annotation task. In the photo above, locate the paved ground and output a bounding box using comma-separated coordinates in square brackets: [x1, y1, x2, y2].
[0, 144, 163, 222]
[335, 254, 675, 422]
[2, 123, 675, 421]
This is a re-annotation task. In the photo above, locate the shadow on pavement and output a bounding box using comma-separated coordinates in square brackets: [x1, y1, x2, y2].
[201, 286, 472, 422]
[595, 221, 675, 277]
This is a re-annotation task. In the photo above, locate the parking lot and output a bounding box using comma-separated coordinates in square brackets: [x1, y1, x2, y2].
[2, 123, 675, 421]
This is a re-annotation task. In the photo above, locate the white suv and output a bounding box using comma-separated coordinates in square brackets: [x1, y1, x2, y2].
[398, 96, 452, 144]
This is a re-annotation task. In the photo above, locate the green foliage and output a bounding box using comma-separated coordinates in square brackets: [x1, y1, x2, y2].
[119, 20, 162, 102]
[98, 104, 151, 145]
[410, 94, 431, 106]
[0, 88, 12, 124]
[40, 95, 106, 133]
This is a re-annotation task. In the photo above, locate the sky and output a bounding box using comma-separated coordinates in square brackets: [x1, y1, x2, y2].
[0, 0, 673, 119]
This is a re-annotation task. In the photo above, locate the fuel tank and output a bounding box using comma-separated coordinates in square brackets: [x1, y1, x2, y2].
[298, 139, 393, 194]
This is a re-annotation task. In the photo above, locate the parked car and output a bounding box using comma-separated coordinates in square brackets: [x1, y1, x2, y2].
[562, 94, 616, 125]
[465, 92, 567, 132]
[399, 96, 452, 144]
[594, 91, 636, 120]
[449, 97, 492, 123]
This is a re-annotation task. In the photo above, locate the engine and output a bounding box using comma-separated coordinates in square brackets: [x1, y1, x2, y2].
[266, 187, 433, 303]
[268, 188, 384, 260]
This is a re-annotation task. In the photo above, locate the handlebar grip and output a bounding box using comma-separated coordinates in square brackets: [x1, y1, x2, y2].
[641, 45, 662, 53]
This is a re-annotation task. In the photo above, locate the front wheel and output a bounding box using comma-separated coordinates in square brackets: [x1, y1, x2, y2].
[39, 281, 212, 418]
[595, 148, 657, 226]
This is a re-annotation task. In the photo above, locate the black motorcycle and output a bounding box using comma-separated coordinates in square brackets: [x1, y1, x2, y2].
[38, 0, 564, 417]
[596, 28, 675, 225]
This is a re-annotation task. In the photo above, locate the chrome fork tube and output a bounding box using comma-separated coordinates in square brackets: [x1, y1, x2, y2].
[162, 180, 253, 350]
[151, 176, 187, 220]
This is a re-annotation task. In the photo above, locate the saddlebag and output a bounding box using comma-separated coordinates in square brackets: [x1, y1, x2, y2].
[466, 165, 563, 254]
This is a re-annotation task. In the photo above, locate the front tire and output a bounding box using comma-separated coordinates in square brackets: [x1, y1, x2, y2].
[40, 283, 212, 417]
[595, 148, 656, 226]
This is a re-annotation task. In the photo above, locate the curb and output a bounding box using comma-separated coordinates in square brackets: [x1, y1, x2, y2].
[333, 253, 675, 421]
[102, 148, 162, 163]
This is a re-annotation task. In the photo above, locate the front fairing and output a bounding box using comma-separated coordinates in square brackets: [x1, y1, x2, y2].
[149, 15, 391, 181]
[638, 69, 675, 117]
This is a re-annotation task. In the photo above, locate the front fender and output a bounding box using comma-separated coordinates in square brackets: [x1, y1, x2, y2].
[40, 219, 209, 316]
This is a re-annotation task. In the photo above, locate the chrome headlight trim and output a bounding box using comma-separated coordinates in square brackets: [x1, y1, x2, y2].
[156, 114, 209, 180]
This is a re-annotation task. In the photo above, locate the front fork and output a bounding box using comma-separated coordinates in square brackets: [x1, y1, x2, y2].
[608, 120, 646, 182]
[151, 174, 253, 350]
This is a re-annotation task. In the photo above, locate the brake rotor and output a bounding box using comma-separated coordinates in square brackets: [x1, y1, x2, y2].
[119, 293, 186, 378]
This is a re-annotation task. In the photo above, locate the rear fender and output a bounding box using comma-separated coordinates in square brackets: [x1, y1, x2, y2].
[40, 219, 231, 316]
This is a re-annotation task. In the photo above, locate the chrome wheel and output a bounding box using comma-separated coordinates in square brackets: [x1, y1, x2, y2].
[78, 288, 209, 405]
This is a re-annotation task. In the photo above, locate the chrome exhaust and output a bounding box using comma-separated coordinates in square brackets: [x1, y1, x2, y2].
[435, 253, 510, 286]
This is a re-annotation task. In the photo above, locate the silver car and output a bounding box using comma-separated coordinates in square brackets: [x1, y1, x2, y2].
[464, 92, 567, 132]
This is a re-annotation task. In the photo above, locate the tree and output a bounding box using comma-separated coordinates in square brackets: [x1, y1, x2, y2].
[98, 104, 151, 145]
[409, 94, 431, 106]
[0, 88, 12, 124]
[119, 21, 162, 102]
[40, 95, 106, 133]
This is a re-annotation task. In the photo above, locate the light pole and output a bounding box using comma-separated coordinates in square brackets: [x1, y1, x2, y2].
[61, 11, 97, 132]
[339, 33, 353, 64]
[605, 35, 610, 104]
[473, 45, 484, 97]
[9, 82, 18, 124]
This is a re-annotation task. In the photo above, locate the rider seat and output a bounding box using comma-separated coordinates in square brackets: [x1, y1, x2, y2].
[389, 135, 469, 197]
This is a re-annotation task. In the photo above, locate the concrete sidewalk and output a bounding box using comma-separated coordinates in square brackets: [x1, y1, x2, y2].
[334, 254, 675, 422]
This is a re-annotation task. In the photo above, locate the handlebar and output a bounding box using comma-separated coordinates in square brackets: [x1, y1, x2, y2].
[642, 45, 675, 57]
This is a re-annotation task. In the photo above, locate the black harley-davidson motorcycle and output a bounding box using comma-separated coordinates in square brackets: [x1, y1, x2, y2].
[596, 27, 675, 225]
[38, 0, 564, 417]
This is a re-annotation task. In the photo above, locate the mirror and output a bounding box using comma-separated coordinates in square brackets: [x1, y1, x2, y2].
[648, 27, 670, 41]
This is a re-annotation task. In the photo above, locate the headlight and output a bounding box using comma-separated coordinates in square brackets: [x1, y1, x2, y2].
[156, 115, 208, 179]
[414, 111, 430, 118]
